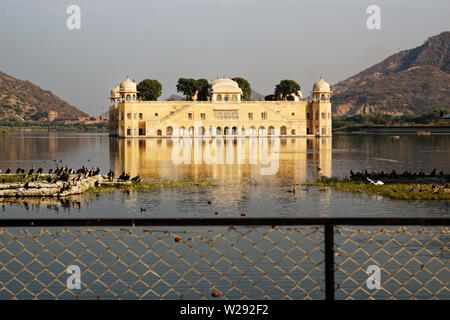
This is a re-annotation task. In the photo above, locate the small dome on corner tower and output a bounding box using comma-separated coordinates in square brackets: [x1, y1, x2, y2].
[119, 77, 137, 91]
[313, 76, 331, 93]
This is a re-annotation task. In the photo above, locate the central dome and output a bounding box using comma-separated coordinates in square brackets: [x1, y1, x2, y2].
[211, 78, 242, 93]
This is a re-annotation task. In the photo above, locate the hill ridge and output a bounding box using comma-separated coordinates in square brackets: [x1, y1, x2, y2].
[332, 31, 450, 116]
[0, 71, 88, 121]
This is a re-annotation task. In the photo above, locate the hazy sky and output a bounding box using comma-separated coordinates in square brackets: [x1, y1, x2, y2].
[0, 0, 449, 115]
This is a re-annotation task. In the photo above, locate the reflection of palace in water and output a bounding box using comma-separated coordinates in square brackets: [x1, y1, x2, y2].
[110, 137, 332, 183]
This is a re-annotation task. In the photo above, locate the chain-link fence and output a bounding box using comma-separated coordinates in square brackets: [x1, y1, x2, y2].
[335, 226, 449, 300]
[0, 218, 448, 300]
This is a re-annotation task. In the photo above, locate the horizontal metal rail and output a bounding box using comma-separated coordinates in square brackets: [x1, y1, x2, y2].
[0, 217, 448, 227]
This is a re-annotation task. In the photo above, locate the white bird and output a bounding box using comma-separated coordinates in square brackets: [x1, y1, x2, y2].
[367, 177, 384, 185]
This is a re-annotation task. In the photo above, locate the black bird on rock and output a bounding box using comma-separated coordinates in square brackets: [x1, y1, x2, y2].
[28, 166, 35, 175]
[5, 167, 11, 174]
[36, 168, 43, 174]
[131, 175, 141, 182]
[118, 171, 130, 181]
[16, 168, 22, 174]
[107, 169, 115, 181]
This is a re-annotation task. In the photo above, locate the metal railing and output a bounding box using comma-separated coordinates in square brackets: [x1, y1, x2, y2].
[0, 218, 448, 300]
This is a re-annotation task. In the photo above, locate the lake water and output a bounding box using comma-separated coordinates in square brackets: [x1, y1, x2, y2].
[0, 132, 449, 219]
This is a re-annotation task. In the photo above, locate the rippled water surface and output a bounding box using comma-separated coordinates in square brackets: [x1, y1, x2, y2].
[0, 132, 449, 218]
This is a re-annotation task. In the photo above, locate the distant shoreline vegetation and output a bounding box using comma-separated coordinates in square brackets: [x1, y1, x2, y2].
[0, 121, 108, 132]
[333, 108, 449, 131]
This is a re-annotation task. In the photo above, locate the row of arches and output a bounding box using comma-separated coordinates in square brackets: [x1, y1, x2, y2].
[110, 94, 137, 105]
[160, 126, 297, 136]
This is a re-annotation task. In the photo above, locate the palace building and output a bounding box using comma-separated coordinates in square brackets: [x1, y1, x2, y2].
[109, 77, 332, 137]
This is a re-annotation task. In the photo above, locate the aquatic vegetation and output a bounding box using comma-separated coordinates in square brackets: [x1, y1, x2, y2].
[0, 174, 47, 183]
[86, 178, 220, 195]
[314, 177, 450, 201]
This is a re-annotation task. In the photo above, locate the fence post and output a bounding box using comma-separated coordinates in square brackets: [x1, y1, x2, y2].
[325, 224, 335, 300]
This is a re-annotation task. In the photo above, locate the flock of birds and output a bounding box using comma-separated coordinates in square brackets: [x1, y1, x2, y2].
[1, 163, 141, 187]
[349, 169, 445, 180]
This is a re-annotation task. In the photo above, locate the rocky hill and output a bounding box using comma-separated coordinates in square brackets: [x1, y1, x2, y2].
[332, 31, 450, 116]
[0, 71, 88, 121]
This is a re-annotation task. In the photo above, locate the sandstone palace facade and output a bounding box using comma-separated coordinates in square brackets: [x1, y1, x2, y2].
[109, 77, 332, 137]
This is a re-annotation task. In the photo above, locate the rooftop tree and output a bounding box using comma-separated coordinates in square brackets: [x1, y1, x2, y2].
[274, 80, 301, 101]
[137, 79, 162, 101]
[176, 78, 199, 101]
[232, 77, 252, 101]
[196, 79, 210, 101]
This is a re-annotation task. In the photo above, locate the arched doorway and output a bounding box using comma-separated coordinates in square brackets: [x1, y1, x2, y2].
[280, 126, 287, 135]
[258, 126, 266, 136]
[198, 127, 205, 135]
[268, 126, 275, 135]
[179, 126, 186, 136]
[216, 127, 222, 135]
[224, 127, 230, 135]
[188, 127, 194, 136]
[249, 126, 256, 136]
[232, 126, 238, 135]
[157, 129, 162, 136]
[166, 126, 173, 136]
[291, 129, 296, 135]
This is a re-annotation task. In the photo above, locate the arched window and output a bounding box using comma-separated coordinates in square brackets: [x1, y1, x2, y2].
[291, 129, 296, 135]
[217, 94, 222, 101]
[126, 94, 131, 101]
